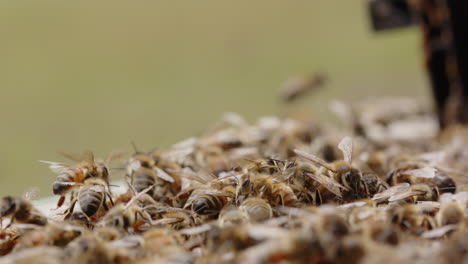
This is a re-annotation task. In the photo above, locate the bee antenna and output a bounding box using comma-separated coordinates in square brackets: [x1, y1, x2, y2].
[131, 141, 140, 154]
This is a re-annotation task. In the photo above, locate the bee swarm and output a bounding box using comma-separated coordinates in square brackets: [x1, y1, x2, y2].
[1, 97, 468, 264]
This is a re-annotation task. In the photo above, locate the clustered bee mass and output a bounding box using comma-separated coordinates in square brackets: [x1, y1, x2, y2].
[1, 97, 468, 264]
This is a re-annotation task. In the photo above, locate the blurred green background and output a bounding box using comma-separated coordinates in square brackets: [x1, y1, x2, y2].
[0, 1, 429, 197]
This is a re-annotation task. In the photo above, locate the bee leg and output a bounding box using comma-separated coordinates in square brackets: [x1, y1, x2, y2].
[107, 192, 115, 207]
[52, 196, 66, 210]
[5, 217, 14, 229]
[63, 199, 77, 219]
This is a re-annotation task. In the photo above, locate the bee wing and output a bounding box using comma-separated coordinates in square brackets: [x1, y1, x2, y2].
[152, 217, 182, 226]
[416, 201, 440, 211]
[82, 151, 96, 167]
[105, 151, 127, 166]
[338, 136, 353, 164]
[176, 168, 208, 185]
[58, 151, 84, 162]
[193, 189, 232, 197]
[88, 185, 106, 192]
[39, 160, 71, 174]
[421, 225, 457, 239]
[337, 201, 368, 210]
[388, 190, 426, 202]
[179, 223, 214, 235]
[293, 149, 336, 173]
[372, 183, 410, 201]
[402, 167, 436, 178]
[305, 172, 347, 198]
[154, 167, 175, 183]
[247, 225, 288, 239]
[22, 187, 40, 200]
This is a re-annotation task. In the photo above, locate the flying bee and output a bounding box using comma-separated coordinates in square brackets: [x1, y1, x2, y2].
[40, 151, 111, 208]
[184, 189, 231, 216]
[239, 198, 272, 222]
[63, 178, 114, 220]
[0, 189, 47, 227]
[279, 72, 327, 103]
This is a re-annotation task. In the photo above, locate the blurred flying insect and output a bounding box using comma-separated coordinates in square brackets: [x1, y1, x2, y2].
[279, 72, 327, 103]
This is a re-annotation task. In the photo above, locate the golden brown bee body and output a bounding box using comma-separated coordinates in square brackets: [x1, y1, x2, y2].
[52, 167, 86, 196]
[250, 174, 297, 206]
[187, 190, 229, 216]
[218, 206, 249, 227]
[42, 151, 111, 209]
[97, 204, 150, 233]
[330, 161, 369, 201]
[239, 198, 272, 222]
[437, 202, 464, 226]
[64, 178, 113, 219]
[15, 224, 81, 250]
[388, 204, 436, 233]
[131, 167, 157, 197]
[0, 196, 47, 226]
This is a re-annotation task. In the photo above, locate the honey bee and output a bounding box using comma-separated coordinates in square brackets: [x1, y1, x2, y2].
[97, 185, 153, 232]
[203, 148, 230, 177]
[247, 173, 298, 206]
[436, 192, 467, 226]
[15, 223, 82, 250]
[0, 195, 47, 227]
[151, 207, 200, 230]
[239, 198, 272, 222]
[0, 226, 23, 256]
[387, 204, 436, 233]
[386, 160, 457, 194]
[218, 206, 249, 227]
[64, 233, 111, 263]
[295, 137, 387, 202]
[63, 178, 114, 220]
[142, 228, 184, 257]
[184, 189, 231, 216]
[40, 151, 110, 209]
[97, 204, 150, 233]
[127, 151, 174, 198]
[279, 72, 326, 103]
